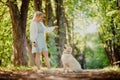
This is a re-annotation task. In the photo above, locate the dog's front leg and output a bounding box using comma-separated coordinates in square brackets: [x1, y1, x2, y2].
[63, 64, 68, 73]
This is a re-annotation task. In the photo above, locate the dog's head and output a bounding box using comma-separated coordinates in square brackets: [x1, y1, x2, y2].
[63, 44, 72, 54]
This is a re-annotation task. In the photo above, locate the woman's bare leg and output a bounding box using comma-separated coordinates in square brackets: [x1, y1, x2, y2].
[35, 53, 41, 70]
[43, 51, 50, 68]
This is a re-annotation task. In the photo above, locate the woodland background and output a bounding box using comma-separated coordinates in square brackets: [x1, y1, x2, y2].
[0, 0, 120, 69]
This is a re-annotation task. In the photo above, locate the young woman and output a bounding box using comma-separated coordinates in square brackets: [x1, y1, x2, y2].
[30, 11, 58, 72]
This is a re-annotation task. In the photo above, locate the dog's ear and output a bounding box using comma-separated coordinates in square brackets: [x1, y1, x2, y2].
[63, 44, 67, 49]
[63, 46, 66, 49]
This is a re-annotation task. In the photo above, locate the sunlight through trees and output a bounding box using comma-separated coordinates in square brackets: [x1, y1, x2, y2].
[0, 0, 120, 69]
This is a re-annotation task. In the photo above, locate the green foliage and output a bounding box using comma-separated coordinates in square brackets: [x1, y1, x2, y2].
[0, 65, 36, 71]
[71, 0, 115, 69]
[85, 45, 109, 69]
[0, 0, 119, 69]
[47, 32, 60, 67]
[74, 32, 109, 69]
[98, 0, 120, 46]
[0, 4, 13, 66]
[104, 66, 120, 72]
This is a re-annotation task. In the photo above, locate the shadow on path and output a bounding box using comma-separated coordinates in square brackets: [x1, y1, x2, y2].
[0, 69, 120, 80]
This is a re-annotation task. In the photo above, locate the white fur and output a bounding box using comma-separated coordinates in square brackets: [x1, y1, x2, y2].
[61, 44, 82, 72]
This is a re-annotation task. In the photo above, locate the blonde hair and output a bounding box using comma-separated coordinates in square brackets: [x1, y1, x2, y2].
[32, 11, 44, 21]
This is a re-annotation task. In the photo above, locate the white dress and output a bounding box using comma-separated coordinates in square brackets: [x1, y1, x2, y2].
[30, 21, 55, 53]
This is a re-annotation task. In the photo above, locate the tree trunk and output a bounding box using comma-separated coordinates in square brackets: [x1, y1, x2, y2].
[66, 18, 75, 54]
[115, 0, 120, 67]
[45, 0, 54, 26]
[34, 0, 42, 11]
[7, 0, 30, 66]
[104, 17, 120, 66]
[45, 0, 54, 41]
[55, 0, 66, 52]
[118, 0, 120, 17]
[26, 37, 35, 66]
[71, 20, 75, 54]
[54, 0, 66, 66]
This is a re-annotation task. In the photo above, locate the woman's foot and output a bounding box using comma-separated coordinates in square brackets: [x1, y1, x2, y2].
[47, 68, 54, 73]
[37, 69, 43, 73]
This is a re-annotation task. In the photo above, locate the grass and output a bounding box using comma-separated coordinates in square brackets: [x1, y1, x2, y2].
[0, 64, 37, 71]
[0, 64, 120, 74]
[103, 65, 120, 75]
[0, 64, 63, 72]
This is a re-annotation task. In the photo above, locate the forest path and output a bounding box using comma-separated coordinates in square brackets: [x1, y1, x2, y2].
[0, 68, 120, 80]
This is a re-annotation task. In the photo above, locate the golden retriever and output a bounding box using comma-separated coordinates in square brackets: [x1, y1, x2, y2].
[61, 44, 82, 72]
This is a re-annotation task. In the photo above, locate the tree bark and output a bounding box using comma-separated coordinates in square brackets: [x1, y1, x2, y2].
[104, 17, 120, 66]
[45, 0, 54, 41]
[26, 37, 35, 66]
[55, 0, 66, 52]
[54, 0, 66, 66]
[7, 0, 30, 66]
[34, 0, 42, 11]
[45, 0, 54, 26]
[117, 0, 120, 16]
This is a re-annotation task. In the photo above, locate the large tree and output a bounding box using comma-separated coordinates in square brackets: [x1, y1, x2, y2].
[97, 0, 120, 66]
[7, 0, 30, 66]
[45, 0, 54, 26]
[54, 0, 66, 66]
[45, 0, 54, 41]
[34, 0, 42, 11]
[55, 0, 66, 51]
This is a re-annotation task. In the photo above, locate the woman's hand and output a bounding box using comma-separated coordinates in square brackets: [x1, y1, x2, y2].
[33, 42, 36, 47]
[54, 26, 59, 29]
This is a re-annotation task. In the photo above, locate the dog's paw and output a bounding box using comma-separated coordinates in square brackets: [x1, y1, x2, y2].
[64, 69, 68, 73]
[64, 69, 73, 73]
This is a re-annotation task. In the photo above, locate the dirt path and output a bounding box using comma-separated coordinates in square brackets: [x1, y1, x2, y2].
[0, 69, 120, 80]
